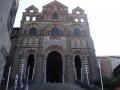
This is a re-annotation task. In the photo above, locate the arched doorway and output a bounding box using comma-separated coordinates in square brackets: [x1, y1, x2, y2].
[46, 51, 63, 83]
[74, 55, 82, 80]
[113, 64, 120, 77]
[26, 54, 35, 80]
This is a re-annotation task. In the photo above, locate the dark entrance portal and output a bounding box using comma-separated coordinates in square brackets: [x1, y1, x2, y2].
[26, 54, 35, 80]
[46, 51, 63, 83]
[75, 55, 81, 80]
[113, 64, 120, 77]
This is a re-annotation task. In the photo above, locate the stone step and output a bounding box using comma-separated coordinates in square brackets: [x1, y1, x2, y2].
[28, 83, 87, 90]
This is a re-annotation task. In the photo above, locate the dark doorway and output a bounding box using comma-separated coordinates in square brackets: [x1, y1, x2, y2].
[75, 55, 82, 80]
[46, 51, 63, 83]
[113, 64, 120, 77]
[26, 54, 35, 80]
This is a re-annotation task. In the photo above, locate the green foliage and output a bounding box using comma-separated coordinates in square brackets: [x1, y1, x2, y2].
[103, 76, 120, 90]
[93, 78, 101, 87]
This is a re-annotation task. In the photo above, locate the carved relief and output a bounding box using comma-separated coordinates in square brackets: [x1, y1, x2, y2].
[71, 39, 87, 48]
[44, 45, 64, 56]
[43, 36, 66, 49]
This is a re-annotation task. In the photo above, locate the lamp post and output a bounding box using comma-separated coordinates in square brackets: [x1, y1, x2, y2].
[81, 67, 83, 83]
[6, 66, 11, 90]
[14, 74, 18, 90]
[20, 64, 24, 89]
[84, 65, 89, 85]
[98, 59, 104, 90]
[25, 66, 30, 90]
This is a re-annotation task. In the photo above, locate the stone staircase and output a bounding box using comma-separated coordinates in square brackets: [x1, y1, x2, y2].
[28, 83, 87, 90]
[8, 81, 101, 90]
[0, 79, 14, 90]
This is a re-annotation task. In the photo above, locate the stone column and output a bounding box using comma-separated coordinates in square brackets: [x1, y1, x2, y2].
[72, 55, 77, 81]
[65, 55, 74, 83]
[35, 54, 43, 82]
[81, 53, 90, 85]
[63, 55, 67, 83]
[18, 51, 27, 80]
[41, 55, 46, 83]
[32, 55, 37, 81]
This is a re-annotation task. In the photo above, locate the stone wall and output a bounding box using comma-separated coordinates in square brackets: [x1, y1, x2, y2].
[10, 0, 99, 85]
[0, 0, 19, 84]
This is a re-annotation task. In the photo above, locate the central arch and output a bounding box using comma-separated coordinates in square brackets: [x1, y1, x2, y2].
[74, 55, 82, 80]
[46, 51, 63, 83]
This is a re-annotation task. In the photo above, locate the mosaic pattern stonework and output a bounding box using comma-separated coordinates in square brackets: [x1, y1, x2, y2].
[10, 0, 99, 87]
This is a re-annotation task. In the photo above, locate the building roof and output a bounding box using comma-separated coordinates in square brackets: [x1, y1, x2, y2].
[26, 5, 38, 10]
[43, 0, 68, 8]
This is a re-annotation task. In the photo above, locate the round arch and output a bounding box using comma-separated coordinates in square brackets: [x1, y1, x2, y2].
[46, 51, 63, 83]
[44, 45, 65, 56]
[51, 27, 61, 36]
[74, 55, 82, 80]
[45, 24, 66, 36]
[113, 64, 120, 77]
[26, 54, 35, 81]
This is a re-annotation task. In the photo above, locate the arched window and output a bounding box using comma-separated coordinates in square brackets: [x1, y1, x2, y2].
[75, 18, 79, 22]
[73, 28, 80, 37]
[53, 13, 58, 19]
[76, 11, 80, 14]
[26, 16, 30, 21]
[51, 27, 61, 36]
[29, 27, 37, 35]
[30, 10, 34, 13]
[81, 18, 84, 22]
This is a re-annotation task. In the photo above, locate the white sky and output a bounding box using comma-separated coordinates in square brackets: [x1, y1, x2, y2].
[14, 0, 120, 56]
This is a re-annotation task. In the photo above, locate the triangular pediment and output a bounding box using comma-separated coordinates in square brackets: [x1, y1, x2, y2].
[43, 0, 68, 9]
[26, 5, 38, 10]
[72, 6, 85, 14]
[73, 7, 84, 11]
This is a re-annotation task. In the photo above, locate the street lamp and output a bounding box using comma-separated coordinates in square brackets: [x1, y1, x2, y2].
[84, 65, 89, 85]
[98, 59, 104, 90]
[6, 66, 11, 90]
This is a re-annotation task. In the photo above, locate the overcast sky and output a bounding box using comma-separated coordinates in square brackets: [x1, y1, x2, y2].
[14, 0, 120, 56]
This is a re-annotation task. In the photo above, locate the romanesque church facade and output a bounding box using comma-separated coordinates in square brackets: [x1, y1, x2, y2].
[10, 0, 99, 89]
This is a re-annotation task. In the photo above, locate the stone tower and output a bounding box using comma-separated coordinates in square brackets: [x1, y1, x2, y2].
[10, 0, 99, 89]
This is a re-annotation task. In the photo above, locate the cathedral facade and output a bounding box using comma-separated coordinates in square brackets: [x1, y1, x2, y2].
[11, 0, 99, 86]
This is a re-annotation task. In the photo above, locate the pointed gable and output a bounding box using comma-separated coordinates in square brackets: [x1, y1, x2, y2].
[43, 0, 68, 8]
[72, 7, 85, 14]
[25, 5, 38, 13]
[42, 0, 68, 12]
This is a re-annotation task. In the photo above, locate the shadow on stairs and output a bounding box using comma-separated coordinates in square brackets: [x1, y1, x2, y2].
[28, 83, 87, 90]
